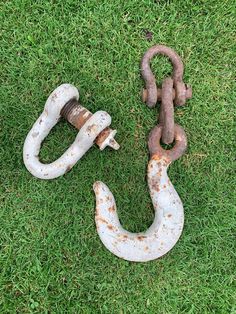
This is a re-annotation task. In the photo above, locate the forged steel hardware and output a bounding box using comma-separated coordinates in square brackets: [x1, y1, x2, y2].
[93, 45, 191, 262]
[141, 45, 192, 108]
[23, 84, 119, 179]
[141, 45, 192, 144]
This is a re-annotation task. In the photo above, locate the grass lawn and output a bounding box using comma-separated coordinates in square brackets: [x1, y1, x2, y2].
[0, 0, 235, 313]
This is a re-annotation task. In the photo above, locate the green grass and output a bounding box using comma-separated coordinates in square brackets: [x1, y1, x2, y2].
[0, 0, 235, 313]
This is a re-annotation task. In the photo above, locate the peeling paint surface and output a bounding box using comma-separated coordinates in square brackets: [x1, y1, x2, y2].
[23, 84, 112, 179]
[93, 155, 184, 262]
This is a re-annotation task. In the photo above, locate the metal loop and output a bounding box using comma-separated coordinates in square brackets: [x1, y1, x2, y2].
[148, 124, 187, 162]
[141, 45, 184, 108]
[141, 45, 192, 107]
[159, 77, 175, 144]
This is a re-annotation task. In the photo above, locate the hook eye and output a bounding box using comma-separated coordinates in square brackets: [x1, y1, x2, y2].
[148, 124, 187, 162]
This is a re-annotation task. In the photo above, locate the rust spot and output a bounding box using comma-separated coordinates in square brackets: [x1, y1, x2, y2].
[144, 246, 149, 251]
[163, 184, 167, 189]
[96, 217, 108, 225]
[86, 124, 97, 133]
[66, 165, 72, 173]
[167, 214, 172, 218]
[105, 195, 112, 202]
[93, 184, 99, 193]
[96, 127, 110, 146]
[137, 235, 147, 241]
[107, 224, 115, 230]
[108, 205, 115, 212]
[152, 154, 161, 161]
[150, 178, 161, 192]
[67, 107, 92, 129]
[118, 234, 129, 241]
[152, 184, 160, 192]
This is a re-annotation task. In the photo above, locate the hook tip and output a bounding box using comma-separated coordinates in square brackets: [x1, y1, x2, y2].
[93, 181, 102, 192]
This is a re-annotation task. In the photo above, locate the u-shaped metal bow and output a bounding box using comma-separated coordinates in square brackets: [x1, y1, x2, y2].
[23, 84, 119, 179]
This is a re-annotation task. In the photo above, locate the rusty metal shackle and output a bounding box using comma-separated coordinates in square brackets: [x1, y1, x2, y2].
[23, 84, 119, 179]
[141, 45, 192, 145]
[141, 44, 192, 108]
[93, 45, 191, 262]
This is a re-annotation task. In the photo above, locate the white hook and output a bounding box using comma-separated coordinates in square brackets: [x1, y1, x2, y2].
[93, 156, 184, 262]
[23, 84, 114, 179]
[93, 124, 187, 262]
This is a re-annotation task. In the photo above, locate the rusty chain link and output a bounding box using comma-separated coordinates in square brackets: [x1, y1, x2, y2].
[141, 45, 192, 158]
[159, 77, 175, 144]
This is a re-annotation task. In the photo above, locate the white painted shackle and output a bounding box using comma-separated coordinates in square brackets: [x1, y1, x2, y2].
[23, 84, 119, 179]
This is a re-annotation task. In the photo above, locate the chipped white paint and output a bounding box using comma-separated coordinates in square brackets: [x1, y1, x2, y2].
[93, 155, 184, 262]
[23, 84, 113, 179]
